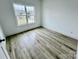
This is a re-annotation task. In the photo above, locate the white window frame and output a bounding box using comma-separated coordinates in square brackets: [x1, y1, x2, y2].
[13, 3, 35, 26]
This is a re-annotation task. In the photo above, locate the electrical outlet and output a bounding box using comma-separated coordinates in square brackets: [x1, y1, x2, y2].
[70, 32, 73, 34]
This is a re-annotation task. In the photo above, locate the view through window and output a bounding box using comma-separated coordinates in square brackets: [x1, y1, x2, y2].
[13, 4, 35, 26]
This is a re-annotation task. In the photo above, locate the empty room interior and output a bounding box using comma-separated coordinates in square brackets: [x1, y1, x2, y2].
[0, 0, 78, 59]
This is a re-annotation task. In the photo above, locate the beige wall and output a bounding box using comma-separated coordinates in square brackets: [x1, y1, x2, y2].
[0, 0, 41, 36]
[42, 0, 78, 39]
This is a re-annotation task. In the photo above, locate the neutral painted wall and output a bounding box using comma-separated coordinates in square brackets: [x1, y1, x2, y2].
[0, 0, 41, 36]
[42, 0, 78, 39]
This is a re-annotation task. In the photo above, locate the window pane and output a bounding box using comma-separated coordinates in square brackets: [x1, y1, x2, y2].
[26, 6, 35, 23]
[17, 15, 27, 26]
[13, 4, 27, 26]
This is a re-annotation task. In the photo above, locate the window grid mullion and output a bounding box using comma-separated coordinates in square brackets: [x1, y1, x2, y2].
[25, 6, 28, 23]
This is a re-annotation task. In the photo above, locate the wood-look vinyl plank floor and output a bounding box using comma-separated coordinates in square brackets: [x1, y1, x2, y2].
[6, 28, 78, 59]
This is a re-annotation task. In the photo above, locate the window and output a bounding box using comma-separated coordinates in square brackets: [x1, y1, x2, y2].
[13, 4, 35, 26]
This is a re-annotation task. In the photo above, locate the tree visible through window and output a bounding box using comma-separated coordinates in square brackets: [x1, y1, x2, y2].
[13, 4, 35, 26]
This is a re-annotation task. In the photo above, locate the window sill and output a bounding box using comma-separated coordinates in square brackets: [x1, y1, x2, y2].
[16, 22, 36, 27]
